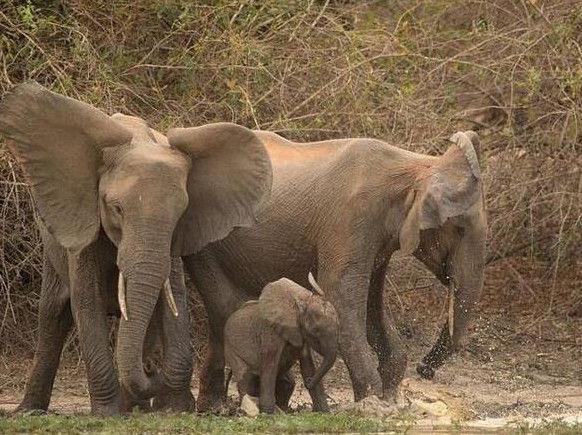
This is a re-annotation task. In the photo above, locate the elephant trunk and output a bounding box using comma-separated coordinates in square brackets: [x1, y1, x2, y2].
[417, 226, 485, 379]
[116, 233, 172, 400]
[307, 345, 337, 389]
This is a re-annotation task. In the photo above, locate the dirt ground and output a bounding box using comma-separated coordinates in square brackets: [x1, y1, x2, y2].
[1, 257, 581, 429]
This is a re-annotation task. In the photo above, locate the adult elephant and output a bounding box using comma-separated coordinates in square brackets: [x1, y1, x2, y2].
[0, 82, 272, 415]
[188, 129, 486, 411]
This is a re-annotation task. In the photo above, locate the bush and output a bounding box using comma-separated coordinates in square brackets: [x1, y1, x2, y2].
[0, 0, 580, 356]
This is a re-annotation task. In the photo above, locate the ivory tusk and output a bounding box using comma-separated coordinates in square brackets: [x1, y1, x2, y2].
[164, 278, 179, 317]
[308, 272, 324, 296]
[448, 282, 455, 338]
[118, 272, 128, 321]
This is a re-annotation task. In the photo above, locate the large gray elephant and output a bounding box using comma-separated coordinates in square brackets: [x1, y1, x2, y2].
[188, 129, 487, 411]
[0, 82, 272, 415]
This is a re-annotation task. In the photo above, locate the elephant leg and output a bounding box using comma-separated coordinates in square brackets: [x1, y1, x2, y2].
[299, 347, 329, 412]
[152, 258, 195, 413]
[69, 244, 121, 416]
[318, 251, 378, 401]
[238, 372, 259, 398]
[366, 255, 407, 400]
[184, 253, 246, 413]
[16, 256, 72, 413]
[258, 331, 284, 414]
[275, 371, 295, 412]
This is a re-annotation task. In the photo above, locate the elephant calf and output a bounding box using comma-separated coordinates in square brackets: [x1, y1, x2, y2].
[224, 275, 339, 413]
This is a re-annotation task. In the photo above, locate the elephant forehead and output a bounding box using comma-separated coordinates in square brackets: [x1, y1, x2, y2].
[124, 143, 190, 175]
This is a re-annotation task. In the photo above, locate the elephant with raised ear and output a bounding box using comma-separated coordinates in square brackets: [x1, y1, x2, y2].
[224, 275, 339, 413]
[187, 128, 486, 410]
[0, 81, 272, 415]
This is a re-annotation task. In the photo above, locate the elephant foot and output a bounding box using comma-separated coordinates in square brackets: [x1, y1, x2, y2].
[91, 400, 123, 417]
[119, 388, 152, 414]
[13, 405, 48, 416]
[381, 388, 409, 412]
[152, 388, 195, 413]
[196, 393, 226, 414]
[312, 400, 330, 413]
[416, 363, 435, 380]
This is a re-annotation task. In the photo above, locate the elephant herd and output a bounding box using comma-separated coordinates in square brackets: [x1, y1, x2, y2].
[0, 82, 487, 416]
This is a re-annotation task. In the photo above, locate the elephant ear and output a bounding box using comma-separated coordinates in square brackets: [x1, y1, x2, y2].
[168, 122, 272, 256]
[259, 278, 308, 347]
[399, 131, 482, 255]
[0, 81, 132, 250]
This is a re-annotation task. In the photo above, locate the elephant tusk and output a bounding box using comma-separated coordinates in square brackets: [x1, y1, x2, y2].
[448, 282, 455, 338]
[118, 272, 129, 321]
[308, 272, 324, 296]
[164, 278, 179, 317]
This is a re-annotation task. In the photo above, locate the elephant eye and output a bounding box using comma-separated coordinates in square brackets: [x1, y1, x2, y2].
[110, 202, 123, 217]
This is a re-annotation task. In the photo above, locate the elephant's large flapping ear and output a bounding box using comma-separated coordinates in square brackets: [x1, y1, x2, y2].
[399, 131, 482, 255]
[259, 278, 308, 347]
[0, 81, 132, 250]
[168, 122, 273, 256]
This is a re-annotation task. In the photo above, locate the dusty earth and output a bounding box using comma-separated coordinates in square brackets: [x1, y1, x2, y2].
[1, 257, 581, 430]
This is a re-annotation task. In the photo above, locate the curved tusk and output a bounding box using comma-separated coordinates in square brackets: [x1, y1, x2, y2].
[164, 278, 179, 317]
[308, 272, 324, 296]
[448, 282, 455, 338]
[118, 272, 128, 321]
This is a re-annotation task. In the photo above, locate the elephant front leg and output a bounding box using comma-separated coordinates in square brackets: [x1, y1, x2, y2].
[16, 257, 72, 414]
[299, 347, 329, 412]
[152, 257, 195, 412]
[258, 331, 285, 414]
[318, 258, 378, 401]
[69, 247, 121, 416]
[184, 253, 243, 413]
[197, 337, 226, 413]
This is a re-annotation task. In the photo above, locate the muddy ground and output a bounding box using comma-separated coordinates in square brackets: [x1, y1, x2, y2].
[0, 257, 581, 429]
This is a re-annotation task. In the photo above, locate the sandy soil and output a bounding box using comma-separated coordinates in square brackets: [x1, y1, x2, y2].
[1, 257, 581, 429]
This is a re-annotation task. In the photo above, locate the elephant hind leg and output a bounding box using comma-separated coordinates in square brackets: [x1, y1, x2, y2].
[366, 257, 407, 401]
[16, 256, 72, 413]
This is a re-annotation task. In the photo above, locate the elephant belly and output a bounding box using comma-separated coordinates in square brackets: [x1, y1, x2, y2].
[216, 231, 315, 296]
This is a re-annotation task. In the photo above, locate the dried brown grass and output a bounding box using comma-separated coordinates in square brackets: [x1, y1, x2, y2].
[0, 0, 580, 357]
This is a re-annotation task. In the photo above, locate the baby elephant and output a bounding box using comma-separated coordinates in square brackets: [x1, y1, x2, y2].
[225, 275, 339, 413]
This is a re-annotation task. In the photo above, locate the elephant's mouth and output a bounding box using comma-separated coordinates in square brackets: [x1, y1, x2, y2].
[117, 271, 179, 321]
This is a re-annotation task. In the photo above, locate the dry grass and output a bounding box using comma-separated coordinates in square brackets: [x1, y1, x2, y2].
[0, 0, 580, 357]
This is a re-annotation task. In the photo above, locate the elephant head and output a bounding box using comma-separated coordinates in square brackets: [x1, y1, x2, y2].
[396, 130, 486, 377]
[0, 82, 272, 399]
[259, 276, 339, 389]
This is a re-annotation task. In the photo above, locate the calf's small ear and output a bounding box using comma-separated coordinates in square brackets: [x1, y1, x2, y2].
[259, 278, 308, 347]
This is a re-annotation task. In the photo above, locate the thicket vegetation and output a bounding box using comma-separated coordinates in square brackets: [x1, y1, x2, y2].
[0, 0, 580, 356]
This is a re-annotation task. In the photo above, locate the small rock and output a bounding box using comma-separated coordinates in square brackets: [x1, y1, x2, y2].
[240, 394, 259, 417]
[340, 395, 404, 417]
[410, 398, 449, 416]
